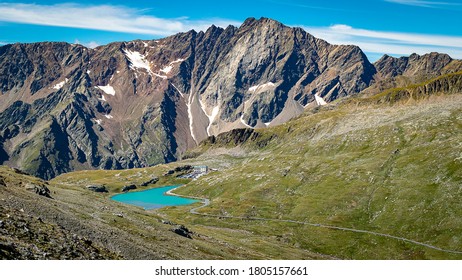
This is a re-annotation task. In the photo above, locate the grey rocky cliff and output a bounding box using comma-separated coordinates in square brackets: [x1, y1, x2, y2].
[362, 52, 459, 95]
[374, 52, 453, 79]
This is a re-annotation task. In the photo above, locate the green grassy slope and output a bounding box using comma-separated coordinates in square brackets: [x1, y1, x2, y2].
[165, 74, 462, 259]
[50, 164, 326, 259]
[28, 72, 462, 259]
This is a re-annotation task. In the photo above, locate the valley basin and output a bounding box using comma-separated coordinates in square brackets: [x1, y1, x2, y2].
[111, 185, 199, 210]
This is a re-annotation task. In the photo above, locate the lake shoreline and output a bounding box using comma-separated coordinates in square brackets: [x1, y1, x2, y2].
[111, 185, 199, 210]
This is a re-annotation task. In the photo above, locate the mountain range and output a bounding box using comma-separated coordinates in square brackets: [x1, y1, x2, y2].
[1, 17, 461, 179]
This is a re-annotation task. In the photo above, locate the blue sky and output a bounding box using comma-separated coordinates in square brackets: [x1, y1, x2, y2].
[0, 0, 461, 61]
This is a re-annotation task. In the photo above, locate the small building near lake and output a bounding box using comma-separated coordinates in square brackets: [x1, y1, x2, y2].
[193, 165, 208, 173]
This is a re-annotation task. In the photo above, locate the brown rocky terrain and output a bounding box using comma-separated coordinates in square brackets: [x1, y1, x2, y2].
[0, 166, 120, 259]
[361, 52, 462, 95]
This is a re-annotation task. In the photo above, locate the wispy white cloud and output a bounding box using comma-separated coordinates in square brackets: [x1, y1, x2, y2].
[385, 0, 462, 8]
[263, 0, 347, 11]
[74, 39, 99, 49]
[0, 3, 240, 36]
[304, 24, 462, 60]
[1, 3, 460, 62]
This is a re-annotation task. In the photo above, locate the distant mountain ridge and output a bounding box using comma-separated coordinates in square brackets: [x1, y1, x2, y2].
[0, 17, 460, 179]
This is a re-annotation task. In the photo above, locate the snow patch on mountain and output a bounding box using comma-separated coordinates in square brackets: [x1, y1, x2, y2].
[314, 94, 327, 106]
[104, 114, 113, 119]
[200, 100, 220, 136]
[208, 106, 220, 136]
[187, 91, 197, 144]
[52, 78, 68, 90]
[153, 73, 167, 79]
[170, 58, 185, 64]
[123, 49, 152, 74]
[95, 85, 115, 96]
[240, 115, 253, 128]
[160, 59, 185, 74]
[171, 83, 184, 98]
[248, 85, 258, 92]
[248, 82, 276, 93]
[160, 65, 173, 74]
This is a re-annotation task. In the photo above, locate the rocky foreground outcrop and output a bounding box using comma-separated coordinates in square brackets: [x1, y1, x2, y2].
[0, 205, 119, 259]
[0, 166, 119, 259]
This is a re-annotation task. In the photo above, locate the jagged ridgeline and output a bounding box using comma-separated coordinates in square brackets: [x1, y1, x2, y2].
[0, 17, 461, 179]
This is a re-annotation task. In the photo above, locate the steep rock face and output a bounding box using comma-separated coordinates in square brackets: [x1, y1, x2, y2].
[0, 41, 182, 179]
[362, 52, 459, 95]
[0, 17, 456, 179]
[374, 52, 453, 79]
[0, 42, 90, 109]
[370, 72, 462, 104]
[204, 128, 260, 146]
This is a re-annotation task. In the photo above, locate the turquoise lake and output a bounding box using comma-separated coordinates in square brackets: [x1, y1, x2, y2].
[111, 185, 199, 210]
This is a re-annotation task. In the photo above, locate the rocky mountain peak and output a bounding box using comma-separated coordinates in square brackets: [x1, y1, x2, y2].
[374, 52, 453, 79]
[239, 17, 287, 32]
[240, 17, 258, 27]
[0, 17, 458, 179]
